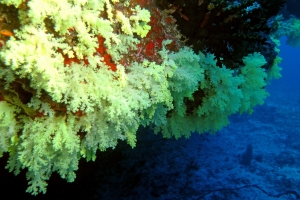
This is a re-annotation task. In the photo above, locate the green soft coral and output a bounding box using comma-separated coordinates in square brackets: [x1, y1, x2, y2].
[0, 0, 282, 196]
[0, 0, 155, 195]
[1, 38, 179, 194]
[6, 114, 82, 194]
[196, 53, 245, 132]
[272, 15, 300, 48]
[2, 27, 68, 101]
[149, 47, 205, 138]
[238, 52, 269, 114]
[1, 0, 152, 103]
[150, 51, 271, 139]
[0, 102, 21, 156]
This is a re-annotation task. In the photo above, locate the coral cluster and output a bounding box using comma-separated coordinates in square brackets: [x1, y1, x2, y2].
[0, 0, 287, 195]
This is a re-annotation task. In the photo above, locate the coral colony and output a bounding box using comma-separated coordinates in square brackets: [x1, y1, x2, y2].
[0, 0, 298, 195]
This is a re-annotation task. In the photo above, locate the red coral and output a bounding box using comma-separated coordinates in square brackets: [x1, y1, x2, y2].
[62, 35, 117, 71]
[95, 36, 117, 71]
[0, 93, 4, 101]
